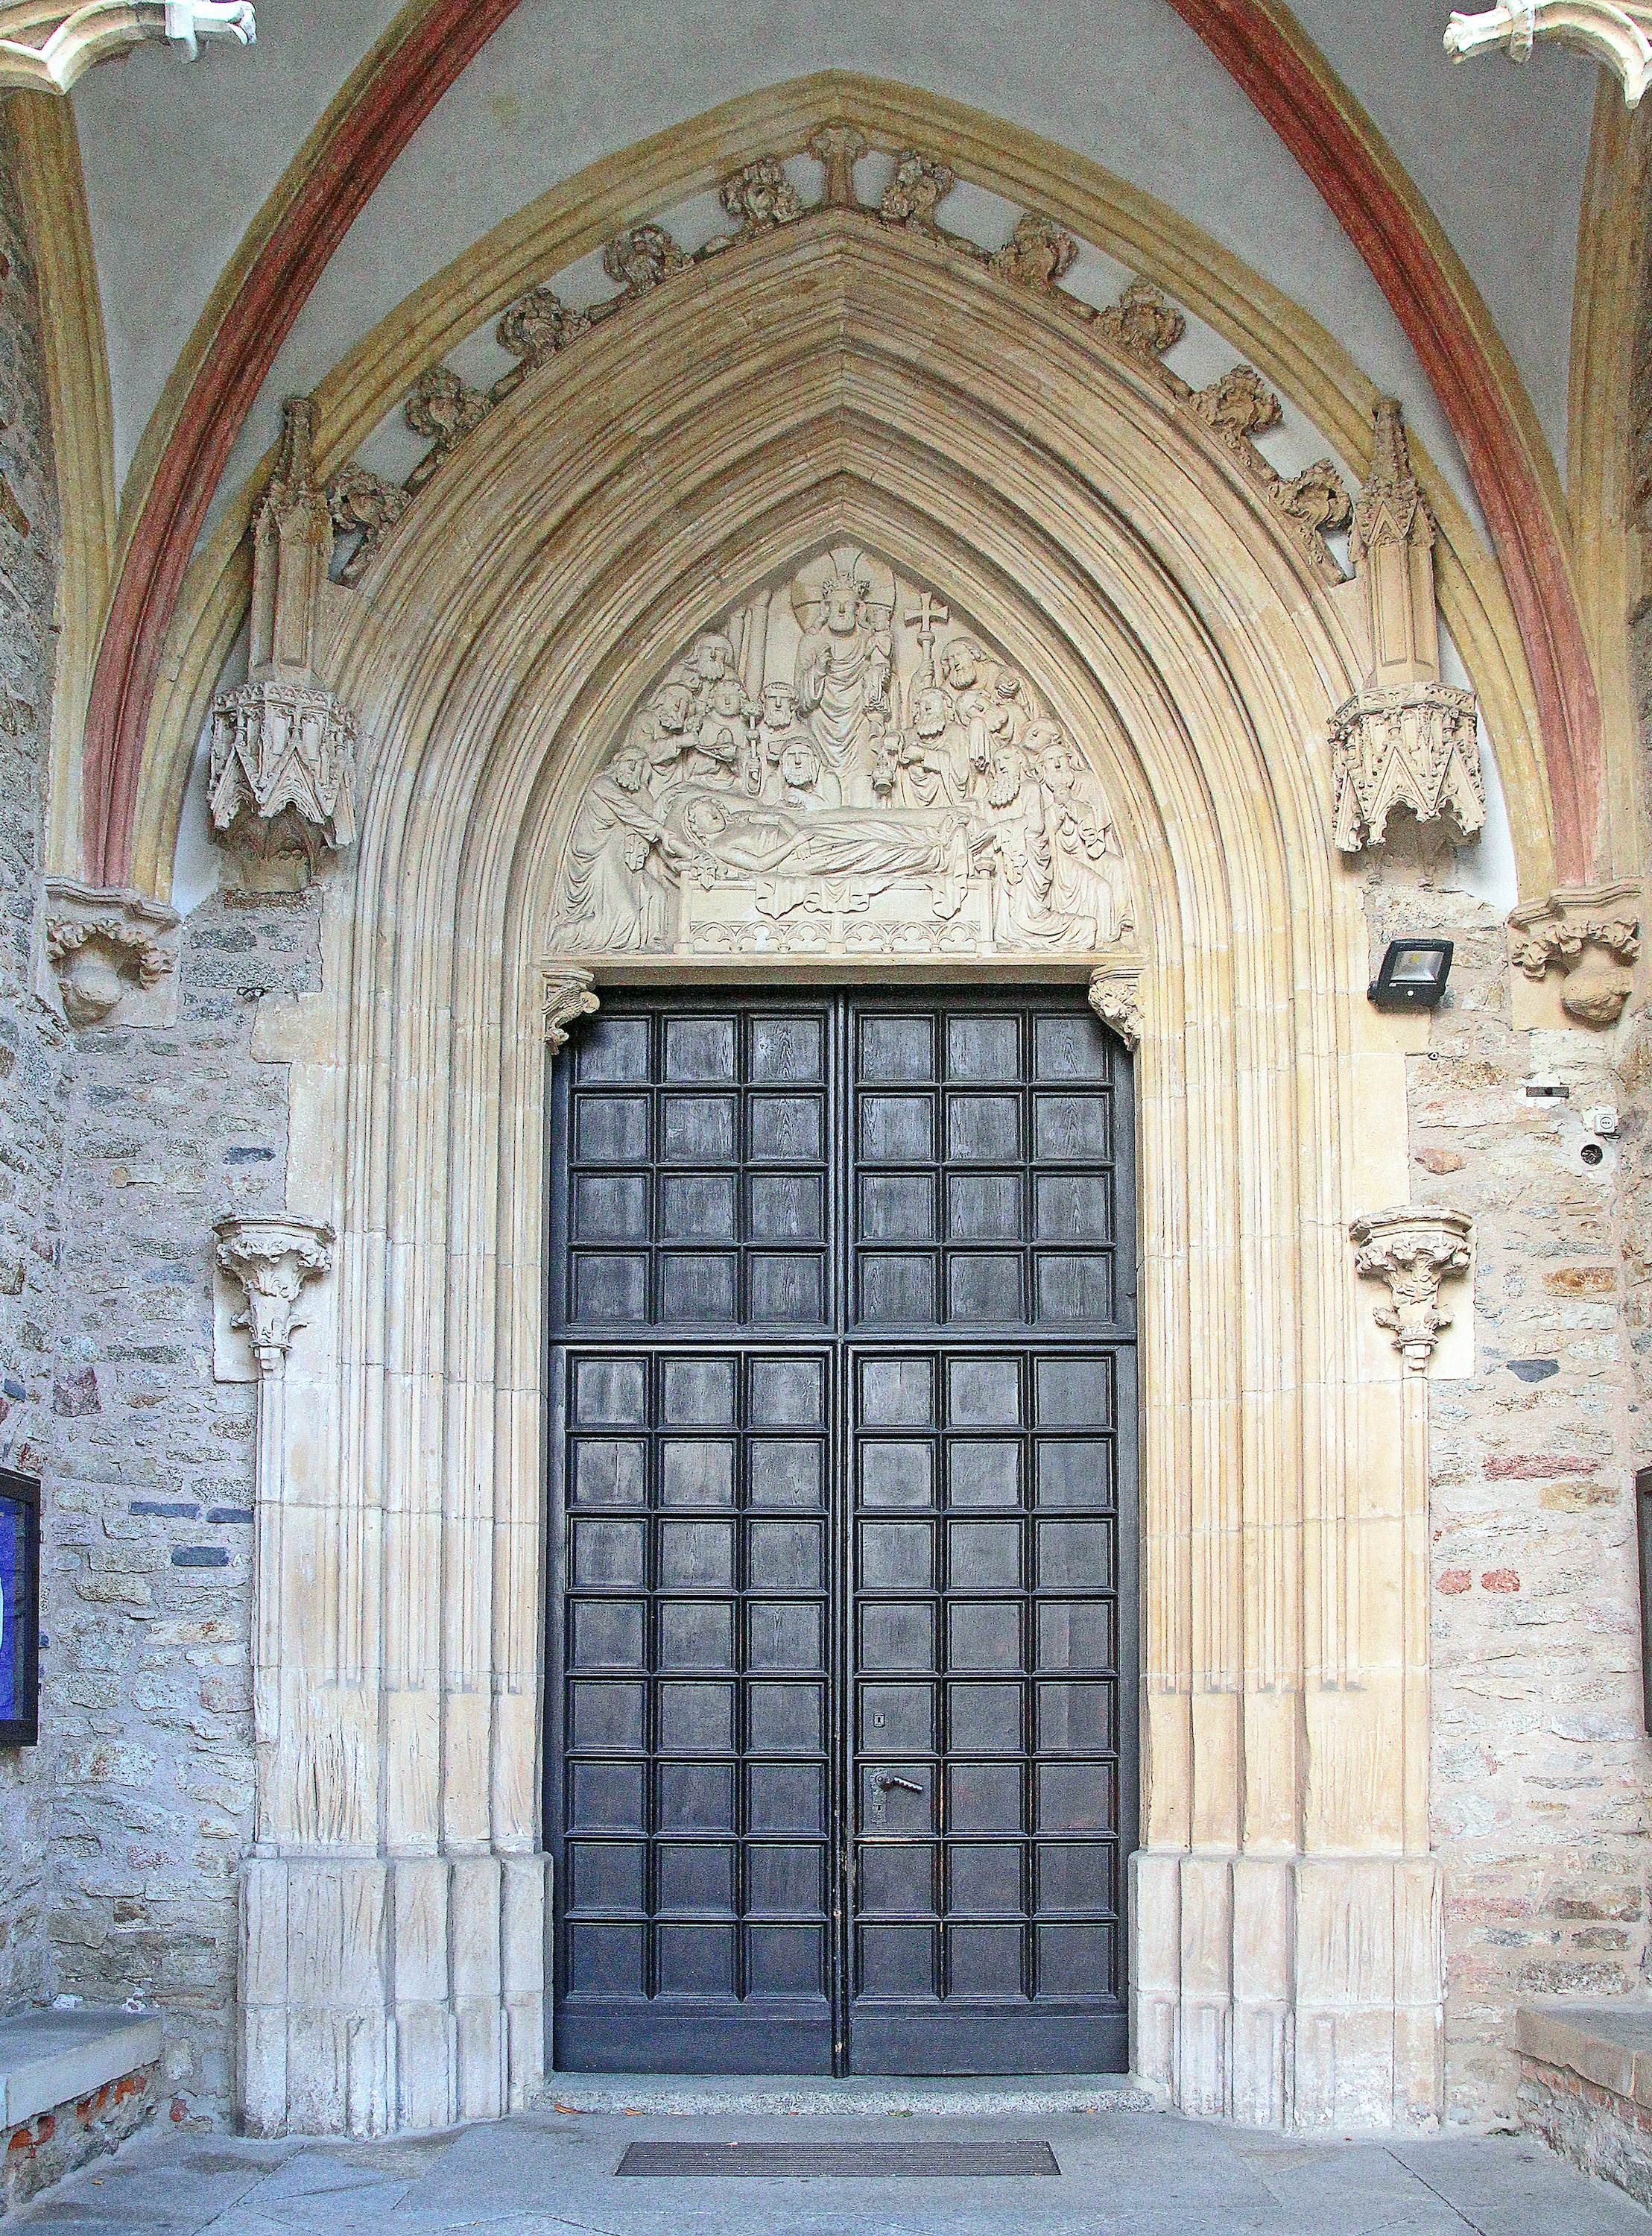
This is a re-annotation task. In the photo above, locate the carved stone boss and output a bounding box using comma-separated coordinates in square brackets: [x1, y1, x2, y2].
[0, 1, 255, 93]
[210, 397, 360, 885]
[1332, 402, 1484, 855]
[214, 1215, 333, 1754]
[1447, 4, 1652, 107]
[1350, 1208, 1474, 1373]
[1508, 882, 1642, 1027]
[42, 877, 179, 1028]
[546, 546, 1137, 964]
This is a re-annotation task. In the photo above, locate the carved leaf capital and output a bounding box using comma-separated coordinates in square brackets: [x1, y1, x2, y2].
[1350, 1208, 1474, 1372]
[214, 1214, 335, 1371]
[1507, 882, 1643, 1025]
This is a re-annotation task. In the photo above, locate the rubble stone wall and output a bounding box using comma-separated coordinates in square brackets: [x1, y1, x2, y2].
[0, 113, 66, 2018]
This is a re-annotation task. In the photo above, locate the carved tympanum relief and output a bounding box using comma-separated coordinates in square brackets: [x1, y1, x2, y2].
[548, 546, 1136, 962]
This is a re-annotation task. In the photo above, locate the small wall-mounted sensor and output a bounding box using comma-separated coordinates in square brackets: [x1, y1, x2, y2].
[1584, 1105, 1621, 1138]
[1368, 938, 1454, 1012]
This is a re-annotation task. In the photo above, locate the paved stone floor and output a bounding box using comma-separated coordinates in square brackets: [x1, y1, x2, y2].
[11, 2096, 1652, 2235]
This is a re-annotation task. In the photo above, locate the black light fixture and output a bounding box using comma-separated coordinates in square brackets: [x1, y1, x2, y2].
[1369, 938, 1454, 1012]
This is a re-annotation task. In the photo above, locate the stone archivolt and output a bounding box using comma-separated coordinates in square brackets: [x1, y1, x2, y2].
[1508, 882, 1643, 1026]
[242, 155, 1442, 2142]
[323, 134, 1352, 593]
[548, 546, 1136, 961]
[1331, 400, 1485, 854]
[210, 399, 359, 885]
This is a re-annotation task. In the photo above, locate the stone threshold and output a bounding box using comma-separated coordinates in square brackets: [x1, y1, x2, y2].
[534, 2073, 1159, 2117]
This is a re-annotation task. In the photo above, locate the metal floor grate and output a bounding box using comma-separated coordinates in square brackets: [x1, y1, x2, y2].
[615, 2140, 1061, 2179]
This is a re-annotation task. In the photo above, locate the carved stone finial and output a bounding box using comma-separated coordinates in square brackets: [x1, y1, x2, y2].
[1271, 461, 1354, 540]
[497, 285, 592, 367]
[879, 150, 955, 229]
[1192, 366, 1284, 446]
[602, 224, 687, 295]
[404, 365, 490, 490]
[325, 464, 409, 585]
[0, 2, 256, 93]
[720, 156, 803, 232]
[42, 881, 179, 1027]
[1446, 4, 1652, 108]
[211, 397, 361, 884]
[992, 214, 1079, 291]
[214, 1213, 335, 1374]
[1508, 883, 1642, 1026]
[1089, 966, 1142, 1050]
[1331, 399, 1485, 854]
[1096, 278, 1186, 363]
[544, 967, 600, 1051]
[808, 121, 868, 208]
[1350, 1208, 1473, 1373]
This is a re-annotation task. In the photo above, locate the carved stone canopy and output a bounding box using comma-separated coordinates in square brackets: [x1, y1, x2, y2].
[548, 545, 1138, 966]
[212, 398, 360, 885]
[1350, 1207, 1474, 1372]
[1332, 402, 1485, 855]
[0, 1, 254, 92]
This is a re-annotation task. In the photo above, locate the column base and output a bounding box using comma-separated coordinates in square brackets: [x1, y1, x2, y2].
[1132, 1849, 1443, 2130]
[239, 1851, 549, 2135]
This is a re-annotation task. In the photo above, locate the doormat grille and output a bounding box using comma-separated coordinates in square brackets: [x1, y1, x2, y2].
[615, 2141, 1060, 2179]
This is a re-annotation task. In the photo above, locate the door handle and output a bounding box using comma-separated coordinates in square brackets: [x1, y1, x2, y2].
[873, 1772, 924, 1795]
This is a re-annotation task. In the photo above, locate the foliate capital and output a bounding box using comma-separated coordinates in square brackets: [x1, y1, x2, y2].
[215, 1215, 335, 1371]
[1350, 1208, 1473, 1372]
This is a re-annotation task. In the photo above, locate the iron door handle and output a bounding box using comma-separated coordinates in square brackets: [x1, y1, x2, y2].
[873, 1772, 924, 1794]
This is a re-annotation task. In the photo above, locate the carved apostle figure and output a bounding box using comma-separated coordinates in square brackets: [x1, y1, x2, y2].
[1029, 721, 1130, 946]
[560, 745, 682, 950]
[628, 679, 697, 774]
[978, 742, 1065, 945]
[791, 547, 895, 802]
[775, 736, 844, 809]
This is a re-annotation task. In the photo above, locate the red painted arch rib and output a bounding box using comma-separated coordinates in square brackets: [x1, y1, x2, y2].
[81, 0, 528, 887]
[1160, 0, 1599, 879]
[82, 0, 1601, 885]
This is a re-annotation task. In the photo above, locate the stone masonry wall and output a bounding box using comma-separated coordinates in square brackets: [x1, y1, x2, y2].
[1366, 841, 1650, 2126]
[42, 887, 316, 2117]
[0, 111, 68, 2016]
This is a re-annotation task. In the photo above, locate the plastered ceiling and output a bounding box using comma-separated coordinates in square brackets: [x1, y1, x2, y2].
[68, 0, 1596, 519]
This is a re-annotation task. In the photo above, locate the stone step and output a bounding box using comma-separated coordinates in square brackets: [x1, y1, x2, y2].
[532, 2072, 1159, 2117]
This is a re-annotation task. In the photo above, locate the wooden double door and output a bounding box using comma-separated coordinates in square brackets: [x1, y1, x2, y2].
[546, 986, 1136, 2075]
